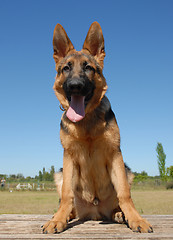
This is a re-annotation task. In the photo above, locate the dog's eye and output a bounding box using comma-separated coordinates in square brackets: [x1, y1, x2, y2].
[62, 65, 70, 72]
[85, 64, 95, 73]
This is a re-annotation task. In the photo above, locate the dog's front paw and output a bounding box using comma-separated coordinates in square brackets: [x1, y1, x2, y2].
[127, 217, 153, 233]
[112, 211, 125, 223]
[42, 220, 66, 234]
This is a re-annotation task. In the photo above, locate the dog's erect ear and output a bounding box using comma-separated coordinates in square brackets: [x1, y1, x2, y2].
[53, 24, 74, 66]
[83, 22, 105, 68]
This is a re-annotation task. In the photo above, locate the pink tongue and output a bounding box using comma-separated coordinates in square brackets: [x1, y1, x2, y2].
[66, 96, 85, 122]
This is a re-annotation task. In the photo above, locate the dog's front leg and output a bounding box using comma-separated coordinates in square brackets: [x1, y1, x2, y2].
[43, 150, 74, 234]
[109, 152, 153, 233]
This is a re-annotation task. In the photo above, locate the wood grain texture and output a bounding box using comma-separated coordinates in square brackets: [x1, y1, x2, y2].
[0, 215, 173, 239]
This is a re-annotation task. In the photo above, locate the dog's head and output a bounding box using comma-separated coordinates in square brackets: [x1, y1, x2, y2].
[53, 22, 108, 122]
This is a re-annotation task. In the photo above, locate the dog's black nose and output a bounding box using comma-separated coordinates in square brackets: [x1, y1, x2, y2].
[67, 79, 84, 93]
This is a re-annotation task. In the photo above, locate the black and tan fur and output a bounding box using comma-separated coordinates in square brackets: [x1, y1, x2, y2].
[42, 22, 153, 234]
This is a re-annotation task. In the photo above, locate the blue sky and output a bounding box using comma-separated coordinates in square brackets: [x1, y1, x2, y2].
[0, 0, 172, 177]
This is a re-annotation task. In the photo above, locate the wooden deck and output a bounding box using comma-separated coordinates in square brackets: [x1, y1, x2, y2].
[0, 214, 173, 239]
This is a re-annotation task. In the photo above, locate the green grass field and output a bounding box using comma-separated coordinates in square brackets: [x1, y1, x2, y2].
[0, 191, 59, 214]
[131, 190, 173, 215]
[0, 190, 173, 215]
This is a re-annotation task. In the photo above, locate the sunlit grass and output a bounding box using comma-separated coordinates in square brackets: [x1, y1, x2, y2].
[0, 190, 173, 215]
[0, 191, 59, 214]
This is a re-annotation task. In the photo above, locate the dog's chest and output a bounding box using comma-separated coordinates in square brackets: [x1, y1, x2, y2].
[72, 140, 114, 203]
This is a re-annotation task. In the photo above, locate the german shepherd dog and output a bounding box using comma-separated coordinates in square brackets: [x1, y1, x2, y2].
[42, 22, 153, 234]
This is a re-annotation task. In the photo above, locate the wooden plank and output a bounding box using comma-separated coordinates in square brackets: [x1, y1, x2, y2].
[0, 215, 173, 239]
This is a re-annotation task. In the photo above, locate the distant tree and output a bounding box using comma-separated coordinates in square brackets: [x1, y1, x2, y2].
[50, 165, 55, 181]
[133, 170, 148, 182]
[26, 176, 32, 181]
[17, 173, 24, 179]
[156, 142, 166, 181]
[9, 174, 17, 180]
[167, 166, 173, 178]
[38, 171, 43, 181]
[140, 171, 148, 176]
[35, 166, 56, 181]
[42, 167, 46, 180]
[133, 172, 139, 177]
[170, 166, 173, 178]
[43, 168, 51, 181]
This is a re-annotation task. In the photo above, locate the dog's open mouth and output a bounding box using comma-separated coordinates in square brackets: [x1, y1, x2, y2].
[66, 95, 85, 122]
